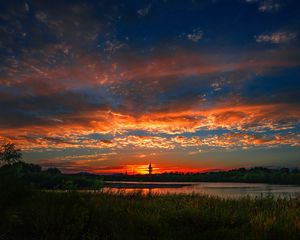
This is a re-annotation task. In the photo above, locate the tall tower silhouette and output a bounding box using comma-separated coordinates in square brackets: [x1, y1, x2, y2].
[148, 163, 153, 175]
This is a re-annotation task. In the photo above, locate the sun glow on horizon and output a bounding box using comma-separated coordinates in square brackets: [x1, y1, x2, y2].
[125, 164, 160, 175]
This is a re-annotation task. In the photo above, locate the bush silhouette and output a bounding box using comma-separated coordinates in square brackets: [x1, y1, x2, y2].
[0, 143, 22, 166]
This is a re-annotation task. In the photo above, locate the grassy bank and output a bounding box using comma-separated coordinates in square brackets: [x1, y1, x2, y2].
[1, 190, 300, 240]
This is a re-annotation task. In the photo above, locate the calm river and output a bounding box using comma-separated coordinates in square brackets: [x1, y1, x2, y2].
[103, 181, 300, 198]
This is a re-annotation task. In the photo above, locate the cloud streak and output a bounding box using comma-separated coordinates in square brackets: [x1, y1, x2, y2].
[256, 32, 297, 44]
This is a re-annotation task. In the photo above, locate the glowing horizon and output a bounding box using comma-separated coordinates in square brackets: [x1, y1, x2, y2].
[0, 0, 300, 174]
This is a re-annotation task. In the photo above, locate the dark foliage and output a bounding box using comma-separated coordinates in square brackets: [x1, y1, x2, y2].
[0, 161, 104, 190]
[0, 143, 22, 165]
[0, 190, 299, 240]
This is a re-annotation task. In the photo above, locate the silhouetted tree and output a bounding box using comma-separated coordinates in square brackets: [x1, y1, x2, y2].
[45, 167, 61, 175]
[0, 143, 22, 166]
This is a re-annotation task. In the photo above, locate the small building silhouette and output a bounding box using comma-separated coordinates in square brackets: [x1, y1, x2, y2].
[148, 163, 153, 175]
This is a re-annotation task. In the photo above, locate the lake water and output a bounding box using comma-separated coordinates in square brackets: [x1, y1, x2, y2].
[103, 181, 300, 199]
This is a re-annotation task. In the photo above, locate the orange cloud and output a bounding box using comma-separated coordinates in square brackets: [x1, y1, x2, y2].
[1, 102, 299, 151]
[201, 133, 300, 149]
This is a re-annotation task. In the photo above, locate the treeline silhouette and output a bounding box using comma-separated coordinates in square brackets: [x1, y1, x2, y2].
[104, 167, 300, 185]
[1, 143, 300, 190]
[1, 161, 300, 191]
[0, 161, 104, 190]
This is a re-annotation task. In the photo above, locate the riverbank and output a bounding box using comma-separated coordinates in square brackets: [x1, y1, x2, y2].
[1, 191, 300, 240]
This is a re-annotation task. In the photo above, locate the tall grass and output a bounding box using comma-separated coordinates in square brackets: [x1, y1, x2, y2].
[1, 191, 300, 240]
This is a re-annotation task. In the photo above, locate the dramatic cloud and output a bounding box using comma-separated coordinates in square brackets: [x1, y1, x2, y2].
[1, 0, 300, 173]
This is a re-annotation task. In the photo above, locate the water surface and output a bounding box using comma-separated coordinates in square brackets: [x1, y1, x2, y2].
[103, 181, 300, 198]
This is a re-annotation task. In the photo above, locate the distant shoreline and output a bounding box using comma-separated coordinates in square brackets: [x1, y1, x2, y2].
[103, 180, 300, 188]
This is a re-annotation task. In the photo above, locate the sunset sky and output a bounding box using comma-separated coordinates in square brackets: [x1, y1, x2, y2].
[0, 0, 300, 174]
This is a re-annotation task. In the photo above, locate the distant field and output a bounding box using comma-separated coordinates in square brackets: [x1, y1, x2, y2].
[1, 191, 300, 240]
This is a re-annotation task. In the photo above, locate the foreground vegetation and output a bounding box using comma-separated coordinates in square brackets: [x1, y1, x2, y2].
[1, 188, 300, 240]
[1, 162, 300, 240]
[1, 144, 300, 239]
